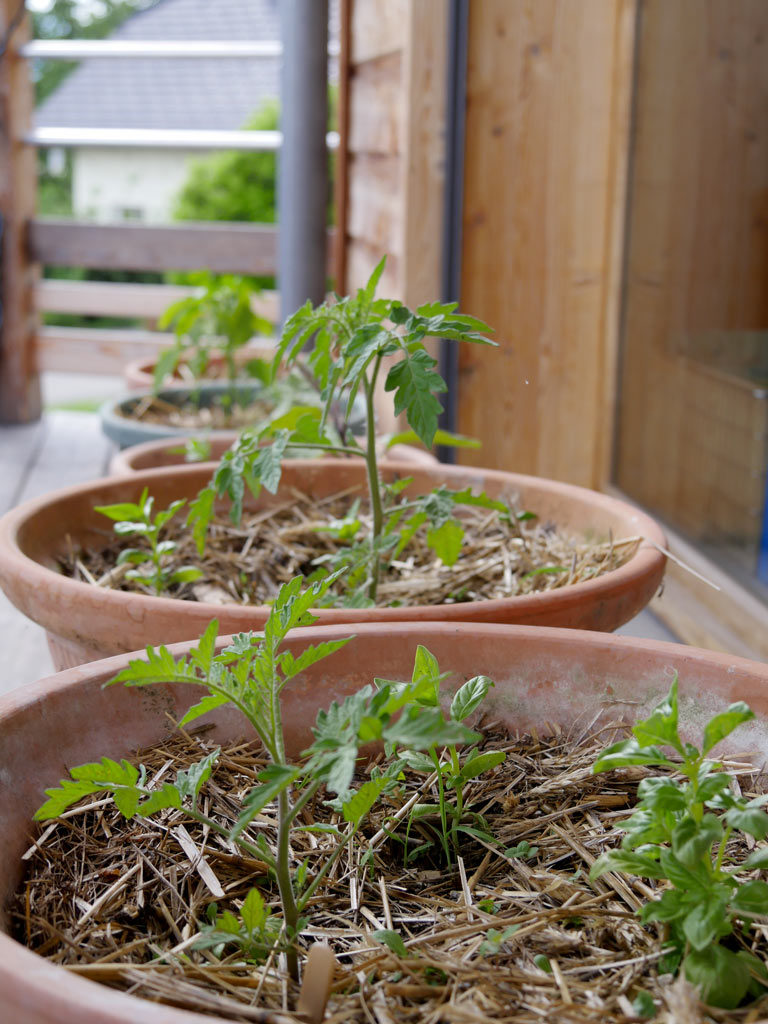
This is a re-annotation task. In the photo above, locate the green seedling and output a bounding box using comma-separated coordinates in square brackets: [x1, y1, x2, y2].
[156, 273, 272, 405]
[167, 437, 213, 463]
[477, 925, 520, 956]
[590, 675, 768, 1009]
[389, 648, 505, 863]
[197, 888, 282, 962]
[187, 256, 510, 607]
[504, 840, 539, 860]
[35, 573, 481, 981]
[95, 487, 202, 595]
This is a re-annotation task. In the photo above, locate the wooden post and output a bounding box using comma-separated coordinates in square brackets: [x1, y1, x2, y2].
[332, 0, 351, 294]
[0, 0, 41, 423]
[398, 0, 448, 309]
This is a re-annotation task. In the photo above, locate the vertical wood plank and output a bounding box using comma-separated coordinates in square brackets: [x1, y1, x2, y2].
[0, 0, 40, 423]
[345, 0, 448, 434]
[399, 0, 448, 308]
[345, 0, 447, 302]
[457, 0, 633, 487]
[593, 0, 639, 488]
[332, 0, 352, 293]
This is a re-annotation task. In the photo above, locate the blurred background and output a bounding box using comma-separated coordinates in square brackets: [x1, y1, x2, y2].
[1, 0, 767, 663]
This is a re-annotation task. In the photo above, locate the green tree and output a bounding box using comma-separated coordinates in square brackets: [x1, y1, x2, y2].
[173, 100, 278, 226]
[170, 89, 336, 288]
[170, 101, 278, 289]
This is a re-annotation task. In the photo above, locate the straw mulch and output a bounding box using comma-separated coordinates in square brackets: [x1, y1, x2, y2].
[12, 718, 768, 1023]
[119, 392, 275, 431]
[66, 486, 642, 607]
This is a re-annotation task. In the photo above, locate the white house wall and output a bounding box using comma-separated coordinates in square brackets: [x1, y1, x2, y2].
[72, 147, 206, 223]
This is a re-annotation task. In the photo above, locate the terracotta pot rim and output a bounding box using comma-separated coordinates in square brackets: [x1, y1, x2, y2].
[108, 439, 439, 476]
[0, 460, 667, 623]
[123, 345, 275, 390]
[0, 621, 759, 723]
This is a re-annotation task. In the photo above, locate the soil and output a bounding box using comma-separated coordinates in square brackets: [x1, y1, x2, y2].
[117, 392, 276, 432]
[12, 719, 767, 1023]
[64, 486, 642, 608]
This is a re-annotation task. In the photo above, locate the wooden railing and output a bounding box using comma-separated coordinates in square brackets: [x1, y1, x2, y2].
[34, 278, 280, 375]
[0, 2, 341, 422]
[26, 220, 337, 374]
[29, 219, 282, 275]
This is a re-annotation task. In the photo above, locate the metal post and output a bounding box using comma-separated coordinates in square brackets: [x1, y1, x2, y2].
[279, 0, 329, 324]
[437, 0, 469, 461]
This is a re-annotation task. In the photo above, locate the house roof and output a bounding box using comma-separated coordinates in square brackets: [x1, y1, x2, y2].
[34, 0, 281, 131]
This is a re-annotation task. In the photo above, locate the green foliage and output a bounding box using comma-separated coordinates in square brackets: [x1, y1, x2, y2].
[382, 653, 503, 864]
[590, 676, 768, 1009]
[173, 101, 277, 218]
[36, 749, 218, 822]
[505, 840, 538, 861]
[95, 487, 202, 595]
[170, 101, 278, 289]
[197, 888, 285, 962]
[188, 256, 497, 606]
[477, 925, 520, 956]
[373, 929, 411, 958]
[170, 92, 337, 290]
[37, 575, 502, 979]
[631, 990, 657, 1019]
[156, 273, 272, 399]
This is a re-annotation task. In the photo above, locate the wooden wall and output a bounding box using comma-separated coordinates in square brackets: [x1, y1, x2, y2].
[615, 0, 768, 543]
[342, 0, 447, 308]
[0, 0, 40, 423]
[456, 0, 637, 487]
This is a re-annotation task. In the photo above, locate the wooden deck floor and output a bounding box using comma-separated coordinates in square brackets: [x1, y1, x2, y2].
[0, 411, 679, 698]
[0, 412, 115, 695]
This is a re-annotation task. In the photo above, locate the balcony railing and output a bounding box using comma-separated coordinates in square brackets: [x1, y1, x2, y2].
[0, 14, 337, 413]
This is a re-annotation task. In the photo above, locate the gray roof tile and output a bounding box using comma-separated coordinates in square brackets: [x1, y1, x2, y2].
[35, 0, 282, 130]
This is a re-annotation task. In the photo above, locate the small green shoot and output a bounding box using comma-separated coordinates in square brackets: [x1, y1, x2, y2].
[167, 437, 213, 463]
[387, 649, 504, 864]
[95, 487, 202, 595]
[591, 676, 768, 1009]
[477, 925, 520, 956]
[196, 888, 284, 962]
[505, 840, 539, 860]
[373, 929, 411, 957]
[631, 990, 657, 1019]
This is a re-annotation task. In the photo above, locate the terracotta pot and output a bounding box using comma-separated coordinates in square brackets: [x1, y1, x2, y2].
[1, 624, 768, 1023]
[0, 460, 667, 669]
[124, 345, 275, 391]
[100, 383, 273, 450]
[109, 434, 439, 475]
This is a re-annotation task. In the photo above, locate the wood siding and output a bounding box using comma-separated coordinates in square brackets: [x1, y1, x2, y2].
[456, 0, 637, 487]
[343, 0, 447, 308]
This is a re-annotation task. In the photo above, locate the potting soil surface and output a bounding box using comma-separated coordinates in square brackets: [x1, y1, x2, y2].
[119, 393, 277, 431]
[64, 486, 642, 607]
[12, 716, 768, 1022]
